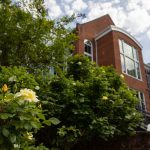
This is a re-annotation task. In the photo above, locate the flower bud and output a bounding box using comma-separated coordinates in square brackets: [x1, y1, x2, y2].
[2, 84, 8, 93]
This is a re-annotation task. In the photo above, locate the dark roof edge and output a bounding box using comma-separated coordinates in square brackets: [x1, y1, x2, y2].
[77, 14, 115, 26]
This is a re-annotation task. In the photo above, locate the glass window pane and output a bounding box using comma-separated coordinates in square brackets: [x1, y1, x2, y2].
[85, 44, 91, 54]
[119, 40, 123, 53]
[119, 39, 141, 79]
[133, 48, 138, 61]
[135, 91, 142, 111]
[139, 92, 146, 111]
[123, 42, 134, 58]
[125, 57, 136, 77]
[121, 54, 126, 73]
[135, 63, 141, 79]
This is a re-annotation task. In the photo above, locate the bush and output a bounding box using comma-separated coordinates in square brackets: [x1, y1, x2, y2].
[36, 55, 142, 149]
[0, 66, 39, 93]
[0, 86, 46, 149]
[0, 67, 59, 149]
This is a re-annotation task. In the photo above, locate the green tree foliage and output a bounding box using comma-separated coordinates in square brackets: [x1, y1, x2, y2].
[36, 55, 142, 149]
[0, 66, 38, 93]
[0, 0, 77, 68]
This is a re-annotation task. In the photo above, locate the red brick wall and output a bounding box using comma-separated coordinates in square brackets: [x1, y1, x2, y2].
[112, 31, 150, 111]
[75, 14, 114, 62]
[96, 32, 116, 66]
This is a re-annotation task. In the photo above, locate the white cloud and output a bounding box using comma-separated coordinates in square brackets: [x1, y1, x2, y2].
[79, 0, 150, 38]
[141, 0, 150, 11]
[143, 49, 150, 63]
[44, 0, 62, 18]
[71, 0, 88, 11]
[124, 9, 150, 35]
[61, 0, 74, 3]
[147, 30, 150, 41]
[61, 3, 74, 15]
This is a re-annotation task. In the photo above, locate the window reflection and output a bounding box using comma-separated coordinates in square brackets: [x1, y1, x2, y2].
[121, 54, 126, 73]
[119, 40, 141, 79]
[124, 42, 133, 58]
[125, 57, 136, 77]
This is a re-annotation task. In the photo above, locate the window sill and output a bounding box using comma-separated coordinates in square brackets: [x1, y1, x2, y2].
[122, 72, 143, 82]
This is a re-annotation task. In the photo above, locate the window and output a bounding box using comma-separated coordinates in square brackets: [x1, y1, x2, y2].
[84, 39, 93, 60]
[49, 66, 55, 75]
[136, 91, 146, 112]
[119, 40, 141, 80]
[130, 89, 146, 112]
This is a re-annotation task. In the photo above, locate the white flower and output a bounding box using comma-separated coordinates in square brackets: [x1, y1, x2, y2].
[26, 132, 33, 140]
[14, 144, 20, 148]
[8, 76, 17, 82]
[78, 61, 82, 65]
[15, 88, 39, 102]
[72, 82, 76, 86]
[102, 96, 108, 100]
[35, 86, 40, 90]
[120, 74, 124, 79]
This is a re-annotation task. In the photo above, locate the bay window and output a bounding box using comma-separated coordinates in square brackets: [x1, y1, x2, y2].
[119, 40, 141, 80]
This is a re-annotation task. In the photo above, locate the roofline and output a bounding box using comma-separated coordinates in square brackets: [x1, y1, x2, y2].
[95, 25, 142, 49]
[144, 63, 150, 68]
[77, 14, 115, 26]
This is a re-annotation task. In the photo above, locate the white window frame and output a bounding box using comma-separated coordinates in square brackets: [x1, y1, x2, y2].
[84, 39, 93, 61]
[119, 39, 142, 80]
[130, 88, 146, 112]
[137, 91, 146, 112]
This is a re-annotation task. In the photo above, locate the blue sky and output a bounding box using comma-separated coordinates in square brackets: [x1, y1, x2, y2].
[44, 0, 150, 64]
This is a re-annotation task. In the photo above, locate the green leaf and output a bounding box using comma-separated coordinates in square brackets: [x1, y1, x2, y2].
[43, 118, 60, 126]
[0, 113, 10, 119]
[10, 135, 16, 143]
[43, 120, 52, 126]
[31, 121, 41, 129]
[2, 128, 9, 137]
[37, 113, 45, 120]
[24, 123, 32, 130]
[49, 117, 61, 125]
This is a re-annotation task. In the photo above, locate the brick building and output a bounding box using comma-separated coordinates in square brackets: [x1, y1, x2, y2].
[75, 14, 150, 115]
[145, 64, 150, 99]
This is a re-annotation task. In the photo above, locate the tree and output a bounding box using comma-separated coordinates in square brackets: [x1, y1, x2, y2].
[35, 55, 142, 149]
[0, 0, 77, 69]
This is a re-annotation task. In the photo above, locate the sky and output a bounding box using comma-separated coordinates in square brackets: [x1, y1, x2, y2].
[44, 0, 150, 64]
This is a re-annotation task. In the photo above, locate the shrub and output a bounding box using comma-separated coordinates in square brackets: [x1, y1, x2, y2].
[0, 66, 39, 93]
[0, 85, 46, 149]
[36, 55, 142, 149]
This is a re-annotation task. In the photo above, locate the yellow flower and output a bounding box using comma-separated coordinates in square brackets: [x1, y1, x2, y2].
[15, 88, 39, 102]
[2, 84, 8, 93]
[120, 74, 124, 79]
[102, 96, 108, 100]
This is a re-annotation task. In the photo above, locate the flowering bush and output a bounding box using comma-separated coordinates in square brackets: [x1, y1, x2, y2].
[36, 55, 142, 149]
[0, 85, 47, 149]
